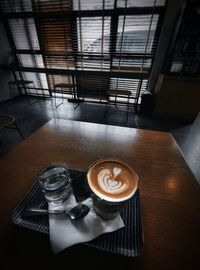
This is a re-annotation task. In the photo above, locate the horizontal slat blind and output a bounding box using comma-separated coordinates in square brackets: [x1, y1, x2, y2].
[32, 0, 75, 90]
[73, 0, 115, 10]
[76, 75, 110, 100]
[110, 78, 149, 103]
[117, 0, 165, 8]
[8, 17, 48, 93]
[37, 19, 73, 53]
[76, 16, 111, 71]
[9, 18, 39, 50]
[0, 0, 166, 104]
[117, 15, 158, 54]
[33, 0, 71, 12]
[1, 0, 32, 12]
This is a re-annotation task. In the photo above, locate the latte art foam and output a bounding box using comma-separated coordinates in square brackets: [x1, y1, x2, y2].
[97, 168, 127, 194]
[87, 159, 138, 202]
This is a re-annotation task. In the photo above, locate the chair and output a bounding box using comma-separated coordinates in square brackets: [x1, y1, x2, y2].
[8, 80, 39, 104]
[0, 114, 24, 140]
[53, 83, 76, 108]
[105, 89, 132, 120]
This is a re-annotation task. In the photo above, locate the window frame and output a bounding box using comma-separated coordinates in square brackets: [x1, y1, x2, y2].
[0, 0, 166, 105]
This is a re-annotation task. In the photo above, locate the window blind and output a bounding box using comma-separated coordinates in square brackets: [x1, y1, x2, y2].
[0, 0, 166, 105]
[8, 17, 47, 94]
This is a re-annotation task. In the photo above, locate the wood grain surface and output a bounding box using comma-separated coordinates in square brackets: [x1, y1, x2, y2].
[0, 119, 199, 270]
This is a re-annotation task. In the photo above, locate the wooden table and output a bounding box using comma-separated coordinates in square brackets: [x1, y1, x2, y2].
[0, 119, 199, 270]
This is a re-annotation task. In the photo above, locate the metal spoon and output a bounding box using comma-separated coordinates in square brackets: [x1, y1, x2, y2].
[23, 204, 90, 220]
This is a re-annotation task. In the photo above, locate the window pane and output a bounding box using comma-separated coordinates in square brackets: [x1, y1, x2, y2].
[16, 54, 48, 89]
[77, 16, 111, 69]
[17, 54, 44, 68]
[1, 0, 32, 12]
[2, 0, 166, 102]
[78, 17, 111, 52]
[9, 18, 40, 50]
[73, 0, 114, 10]
[117, 0, 166, 8]
[109, 78, 149, 104]
[117, 15, 158, 54]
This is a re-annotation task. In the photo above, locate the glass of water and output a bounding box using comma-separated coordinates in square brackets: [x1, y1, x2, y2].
[37, 162, 72, 204]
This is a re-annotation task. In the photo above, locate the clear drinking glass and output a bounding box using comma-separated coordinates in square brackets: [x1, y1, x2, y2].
[37, 162, 72, 204]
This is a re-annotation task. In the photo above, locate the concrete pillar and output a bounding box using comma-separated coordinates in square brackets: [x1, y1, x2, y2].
[148, 0, 186, 93]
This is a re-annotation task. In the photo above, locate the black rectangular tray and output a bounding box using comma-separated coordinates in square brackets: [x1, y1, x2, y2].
[12, 169, 143, 257]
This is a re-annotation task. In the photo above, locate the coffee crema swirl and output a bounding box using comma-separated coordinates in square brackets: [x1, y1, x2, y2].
[98, 168, 127, 194]
[87, 159, 138, 202]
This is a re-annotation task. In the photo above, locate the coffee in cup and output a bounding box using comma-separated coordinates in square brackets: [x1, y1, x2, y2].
[87, 159, 138, 220]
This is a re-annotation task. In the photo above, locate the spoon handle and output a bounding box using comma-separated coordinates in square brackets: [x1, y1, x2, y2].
[23, 204, 90, 219]
[23, 208, 65, 216]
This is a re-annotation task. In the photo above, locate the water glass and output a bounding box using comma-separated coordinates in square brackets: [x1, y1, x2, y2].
[37, 162, 72, 204]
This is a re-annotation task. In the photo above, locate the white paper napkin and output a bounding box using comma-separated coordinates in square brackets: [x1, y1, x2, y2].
[48, 193, 125, 254]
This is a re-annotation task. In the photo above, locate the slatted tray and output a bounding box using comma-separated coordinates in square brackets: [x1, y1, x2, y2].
[12, 169, 143, 257]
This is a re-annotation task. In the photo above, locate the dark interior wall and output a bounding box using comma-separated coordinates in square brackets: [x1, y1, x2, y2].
[0, 21, 13, 102]
[153, 75, 200, 122]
